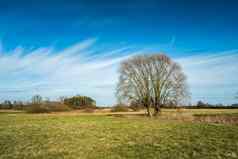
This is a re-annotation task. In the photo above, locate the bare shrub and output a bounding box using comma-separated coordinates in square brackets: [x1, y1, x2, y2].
[26, 102, 71, 113]
[194, 114, 238, 124]
[111, 105, 130, 112]
[44, 103, 71, 112]
[26, 104, 50, 113]
[82, 108, 96, 113]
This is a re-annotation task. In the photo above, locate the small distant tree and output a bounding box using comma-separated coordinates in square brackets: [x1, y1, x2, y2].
[111, 103, 130, 112]
[197, 101, 206, 108]
[44, 97, 50, 104]
[13, 101, 17, 106]
[27, 95, 51, 113]
[59, 96, 67, 104]
[2, 100, 12, 109]
[12, 101, 18, 109]
[231, 103, 238, 107]
[32, 95, 43, 105]
[12, 101, 24, 110]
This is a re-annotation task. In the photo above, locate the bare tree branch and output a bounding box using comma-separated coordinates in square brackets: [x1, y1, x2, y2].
[116, 54, 189, 117]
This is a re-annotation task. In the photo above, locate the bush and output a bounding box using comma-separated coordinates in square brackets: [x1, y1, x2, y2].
[194, 113, 238, 124]
[111, 105, 130, 112]
[64, 95, 96, 109]
[26, 102, 71, 113]
[44, 103, 72, 112]
[26, 104, 50, 113]
[81, 108, 96, 113]
[0, 100, 13, 109]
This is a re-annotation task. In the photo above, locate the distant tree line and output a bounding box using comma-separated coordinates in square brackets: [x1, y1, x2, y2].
[1, 92, 238, 111]
[0, 100, 24, 110]
[158, 100, 238, 109]
[0, 95, 97, 113]
[193, 100, 238, 109]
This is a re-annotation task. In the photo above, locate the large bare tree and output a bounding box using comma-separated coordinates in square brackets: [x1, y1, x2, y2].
[116, 54, 189, 116]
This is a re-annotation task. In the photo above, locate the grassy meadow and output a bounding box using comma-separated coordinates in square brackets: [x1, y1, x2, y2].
[0, 109, 238, 159]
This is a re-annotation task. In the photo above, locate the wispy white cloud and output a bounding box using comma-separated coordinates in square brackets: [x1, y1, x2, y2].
[0, 39, 237, 105]
[176, 50, 238, 104]
[0, 38, 143, 105]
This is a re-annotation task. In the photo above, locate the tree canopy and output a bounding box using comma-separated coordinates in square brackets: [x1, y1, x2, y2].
[116, 54, 189, 116]
[64, 95, 96, 108]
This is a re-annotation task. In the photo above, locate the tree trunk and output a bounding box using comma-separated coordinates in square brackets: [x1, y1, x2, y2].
[146, 106, 152, 117]
[153, 105, 161, 116]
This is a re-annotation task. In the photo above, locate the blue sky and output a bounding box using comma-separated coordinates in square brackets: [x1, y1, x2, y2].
[0, 0, 237, 105]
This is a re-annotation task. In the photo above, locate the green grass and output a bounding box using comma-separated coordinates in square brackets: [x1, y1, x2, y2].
[0, 111, 238, 159]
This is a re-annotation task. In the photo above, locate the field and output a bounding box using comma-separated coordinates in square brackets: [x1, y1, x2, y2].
[0, 109, 238, 159]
